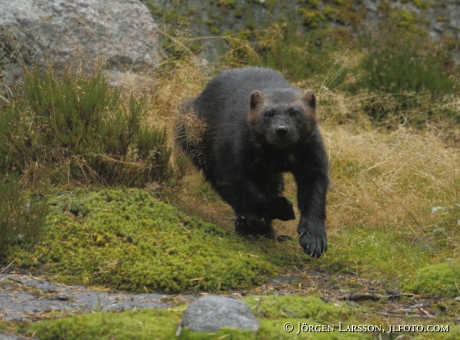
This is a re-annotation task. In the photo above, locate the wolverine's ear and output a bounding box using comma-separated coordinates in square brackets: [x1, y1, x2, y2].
[302, 90, 316, 109]
[250, 90, 263, 110]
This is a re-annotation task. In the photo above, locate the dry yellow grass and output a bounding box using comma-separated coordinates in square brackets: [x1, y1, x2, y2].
[141, 61, 460, 271]
[324, 125, 460, 232]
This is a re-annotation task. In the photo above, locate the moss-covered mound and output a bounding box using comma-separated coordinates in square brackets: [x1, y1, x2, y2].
[405, 262, 460, 297]
[7, 189, 277, 293]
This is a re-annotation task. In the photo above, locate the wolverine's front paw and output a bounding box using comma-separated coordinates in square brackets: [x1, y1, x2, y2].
[271, 197, 296, 221]
[298, 217, 327, 258]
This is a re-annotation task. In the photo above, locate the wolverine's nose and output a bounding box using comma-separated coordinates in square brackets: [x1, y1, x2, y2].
[275, 125, 288, 135]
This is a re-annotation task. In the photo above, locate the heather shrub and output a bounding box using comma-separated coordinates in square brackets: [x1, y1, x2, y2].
[0, 68, 173, 187]
[0, 175, 48, 259]
[352, 23, 459, 125]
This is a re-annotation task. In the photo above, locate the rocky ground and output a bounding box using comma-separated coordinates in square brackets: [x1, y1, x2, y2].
[1, 270, 458, 339]
[0, 273, 197, 339]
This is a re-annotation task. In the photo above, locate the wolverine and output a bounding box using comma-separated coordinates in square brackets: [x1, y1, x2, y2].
[177, 67, 329, 258]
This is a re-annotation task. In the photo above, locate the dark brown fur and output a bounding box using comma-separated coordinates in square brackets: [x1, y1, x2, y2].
[177, 67, 329, 258]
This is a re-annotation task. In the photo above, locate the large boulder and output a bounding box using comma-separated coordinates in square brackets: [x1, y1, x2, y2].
[0, 0, 160, 85]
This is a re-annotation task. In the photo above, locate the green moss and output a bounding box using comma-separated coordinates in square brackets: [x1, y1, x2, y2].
[299, 9, 325, 29]
[396, 9, 419, 29]
[218, 0, 236, 9]
[405, 263, 460, 297]
[203, 19, 216, 25]
[26, 297, 373, 340]
[298, 0, 318, 9]
[181, 319, 371, 339]
[238, 29, 253, 40]
[246, 20, 258, 31]
[189, 41, 203, 53]
[210, 26, 221, 34]
[323, 7, 339, 21]
[263, 0, 277, 10]
[144, 1, 162, 15]
[235, 7, 244, 18]
[27, 309, 181, 340]
[413, 0, 434, 10]
[245, 296, 354, 322]
[7, 189, 278, 293]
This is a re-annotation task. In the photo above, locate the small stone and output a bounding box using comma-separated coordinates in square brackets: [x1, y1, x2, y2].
[181, 295, 259, 333]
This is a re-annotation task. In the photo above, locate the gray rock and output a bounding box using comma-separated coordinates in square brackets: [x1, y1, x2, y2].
[180, 295, 259, 333]
[0, 274, 179, 322]
[0, 0, 160, 85]
[0, 334, 36, 340]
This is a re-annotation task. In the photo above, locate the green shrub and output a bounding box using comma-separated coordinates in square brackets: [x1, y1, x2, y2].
[358, 28, 454, 96]
[241, 24, 344, 84]
[353, 23, 458, 124]
[0, 68, 173, 187]
[0, 175, 48, 260]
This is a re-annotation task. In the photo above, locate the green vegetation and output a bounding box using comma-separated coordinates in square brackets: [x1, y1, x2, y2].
[24, 297, 374, 340]
[0, 175, 48, 259]
[353, 23, 458, 124]
[2, 1, 460, 339]
[0, 68, 173, 187]
[150, 0, 459, 127]
[322, 225, 433, 281]
[406, 262, 460, 297]
[299, 9, 325, 28]
[22, 295, 460, 339]
[26, 309, 182, 340]
[245, 295, 353, 321]
[0, 68, 176, 260]
[5, 188, 298, 293]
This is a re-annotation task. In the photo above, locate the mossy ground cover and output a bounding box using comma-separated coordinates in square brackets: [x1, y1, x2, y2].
[5, 188, 313, 293]
[2, 3, 460, 337]
[406, 263, 460, 298]
[22, 296, 372, 340]
[20, 295, 460, 339]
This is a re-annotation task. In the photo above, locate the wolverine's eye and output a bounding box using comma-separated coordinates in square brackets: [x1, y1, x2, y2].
[289, 109, 300, 118]
[264, 110, 275, 118]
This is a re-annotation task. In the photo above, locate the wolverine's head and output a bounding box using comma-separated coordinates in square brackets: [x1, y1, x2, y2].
[247, 89, 317, 148]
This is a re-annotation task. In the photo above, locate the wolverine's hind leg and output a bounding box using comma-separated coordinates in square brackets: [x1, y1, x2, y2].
[211, 182, 277, 238]
[235, 215, 276, 239]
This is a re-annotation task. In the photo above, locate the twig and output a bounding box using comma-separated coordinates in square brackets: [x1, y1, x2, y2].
[1, 260, 15, 273]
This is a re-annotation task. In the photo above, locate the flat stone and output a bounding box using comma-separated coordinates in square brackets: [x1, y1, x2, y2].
[181, 295, 259, 333]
